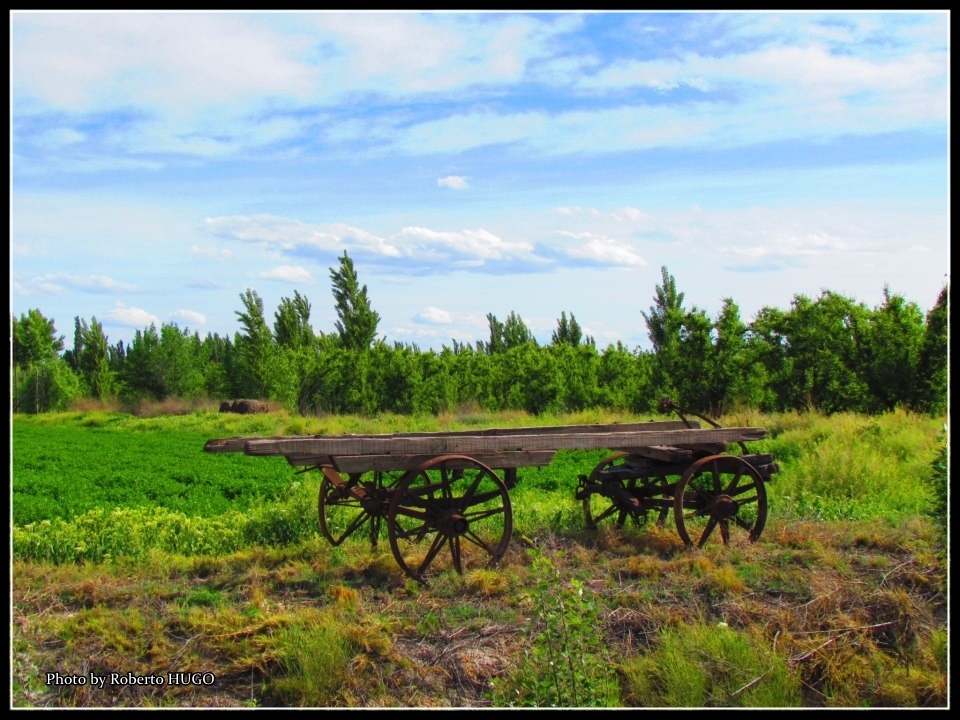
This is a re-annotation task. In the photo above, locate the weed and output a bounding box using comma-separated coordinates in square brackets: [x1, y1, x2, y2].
[489, 549, 620, 708]
[267, 611, 356, 707]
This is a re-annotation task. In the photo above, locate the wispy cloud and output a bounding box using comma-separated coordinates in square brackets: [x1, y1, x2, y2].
[26, 273, 138, 294]
[438, 175, 469, 189]
[414, 306, 455, 325]
[170, 309, 207, 327]
[555, 231, 648, 267]
[254, 265, 315, 284]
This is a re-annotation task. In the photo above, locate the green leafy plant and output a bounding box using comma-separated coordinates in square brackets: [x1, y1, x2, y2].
[490, 550, 620, 708]
[925, 429, 948, 542]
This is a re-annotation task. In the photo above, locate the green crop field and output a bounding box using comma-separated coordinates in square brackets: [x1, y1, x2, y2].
[11, 407, 948, 709]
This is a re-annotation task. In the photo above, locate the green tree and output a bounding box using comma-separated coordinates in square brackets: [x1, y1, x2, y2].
[852, 286, 925, 412]
[120, 324, 165, 400]
[551, 311, 583, 347]
[234, 289, 274, 399]
[641, 266, 685, 401]
[551, 343, 599, 411]
[707, 298, 758, 414]
[744, 306, 792, 412]
[11, 309, 75, 413]
[12, 358, 81, 413]
[782, 292, 871, 413]
[274, 290, 315, 350]
[64, 316, 115, 400]
[330, 251, 380, 351]
[415, 348, 457, 414]
[672, 306, 714, 414]
[912, 284, 948, 415]
[485, 311, 535, 354]
[597, 342, 655, 413]
[12, 309, 64, 368]
[484, 313, 507, 354]
[159, 324, 205, 399]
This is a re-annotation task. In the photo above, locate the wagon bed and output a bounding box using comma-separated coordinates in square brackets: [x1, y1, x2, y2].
[204, 416, 778, 584]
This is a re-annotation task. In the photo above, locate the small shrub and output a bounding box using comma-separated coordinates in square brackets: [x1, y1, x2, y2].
[489, 549, 620, 708]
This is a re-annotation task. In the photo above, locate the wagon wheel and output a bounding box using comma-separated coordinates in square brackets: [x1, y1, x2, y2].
[583, 452, 671, 530]
[387, 454, 513, 584]
[673, 455, 767, 549]
[318, 468, 400, 549]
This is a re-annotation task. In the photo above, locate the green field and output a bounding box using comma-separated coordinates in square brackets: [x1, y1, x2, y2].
[11, 408, 948, 709]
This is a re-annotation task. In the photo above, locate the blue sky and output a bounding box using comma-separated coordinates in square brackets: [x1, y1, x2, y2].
[10, 11, 950, 353]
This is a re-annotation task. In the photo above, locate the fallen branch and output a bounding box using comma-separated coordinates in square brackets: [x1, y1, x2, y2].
[730, 670, 771, 699]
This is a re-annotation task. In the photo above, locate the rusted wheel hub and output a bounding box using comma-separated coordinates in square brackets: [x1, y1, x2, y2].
[709, 494, 739, 520]
[437, 511, 469, 536]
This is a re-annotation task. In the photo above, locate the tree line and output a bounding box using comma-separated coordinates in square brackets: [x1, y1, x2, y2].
[11, 252, 949, 418]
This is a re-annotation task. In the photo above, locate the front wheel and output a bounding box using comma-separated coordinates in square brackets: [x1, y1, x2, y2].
[387, 455, 513, 584]
[674, 455, 767, 548]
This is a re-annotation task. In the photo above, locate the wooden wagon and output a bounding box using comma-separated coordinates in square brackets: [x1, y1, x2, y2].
[204, 403, 778, 584]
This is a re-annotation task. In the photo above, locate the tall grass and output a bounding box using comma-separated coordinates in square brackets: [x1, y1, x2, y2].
[619, 621, 802, 707]
[268, 610, 356, 707]
[756, 409, 945, 523]
[12, 407, 947, 565]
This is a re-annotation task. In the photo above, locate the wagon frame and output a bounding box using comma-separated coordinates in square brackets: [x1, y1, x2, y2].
[204, 400, 778, 584]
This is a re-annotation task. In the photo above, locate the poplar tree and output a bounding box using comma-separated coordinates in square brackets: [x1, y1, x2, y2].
[330, 251, 380, 351]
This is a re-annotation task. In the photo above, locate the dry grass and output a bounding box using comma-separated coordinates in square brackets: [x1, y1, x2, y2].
[12, 515, 947, 709]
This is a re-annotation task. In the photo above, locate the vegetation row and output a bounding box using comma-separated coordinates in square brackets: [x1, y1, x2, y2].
[12, 256, 949, 419]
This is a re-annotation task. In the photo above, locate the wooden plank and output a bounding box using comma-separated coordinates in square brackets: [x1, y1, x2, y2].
[244, 426, 767, 458]
[622, 442, 730, 461]
[283, 450, 557, 473]
[204, 420, 701, 454]
[204, 436, 261, 453]
[625, 445, 694, 463]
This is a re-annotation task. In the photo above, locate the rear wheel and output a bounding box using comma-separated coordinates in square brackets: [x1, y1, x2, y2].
[582, 452, 671, 530]
[318, 468, 399, 548]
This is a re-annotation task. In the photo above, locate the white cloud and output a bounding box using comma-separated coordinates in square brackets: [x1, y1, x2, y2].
[255, 265, 315, 284]
[414, 306, 454, 325]
[206, 215, 402, 258]
[325, 223, 403, 258]
[557, 231, 648, 267]
[34, 127, 86, 148]
[399, 226, 534, 262]
[170, 309, 207, 327]
[613, 207, 648, 222]
[438, 175, 469, 189]
[191, 245, 233, 259]
[105, 302, 160, 328]
[28, 273, 138, 294]
[725, 232, 863, 260]
[12, 13, 317, 112]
